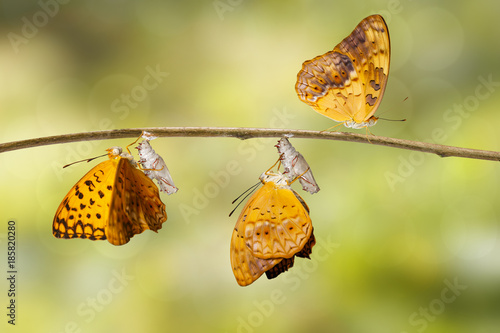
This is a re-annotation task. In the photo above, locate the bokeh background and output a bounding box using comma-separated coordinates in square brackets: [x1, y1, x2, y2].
[2, 0, 500, 332]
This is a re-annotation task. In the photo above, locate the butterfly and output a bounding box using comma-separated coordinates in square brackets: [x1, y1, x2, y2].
[230, 170, 316, 286]
[136, 131, 178, 195]
[53, 146, 167, 246]
[295, 14, 390, 129]
[275, 137, 320, 194]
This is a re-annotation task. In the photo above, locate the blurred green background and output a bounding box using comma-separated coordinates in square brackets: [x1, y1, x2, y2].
[2, 0, 500, 332]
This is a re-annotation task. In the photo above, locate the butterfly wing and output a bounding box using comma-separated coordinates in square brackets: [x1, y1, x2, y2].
[106, 158, 167, 245]
[264, 229, 316, 279]
[242, 182, 313, 260]
[295, 228, 316, 259]
[230, 176, 315, 286]
[230, 226, 282, 286]
[53, 159, 118, 241]
[333, 14, 390, 122]
[264, 256, 294, 280]
[296, 50, 361, 123]
[296, 14, 390, 125]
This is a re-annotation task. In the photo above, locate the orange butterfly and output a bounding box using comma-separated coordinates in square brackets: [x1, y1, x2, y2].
[230, 170, 316, 286]
[53, 146, 167, 246]
[296, 14, 390, 129]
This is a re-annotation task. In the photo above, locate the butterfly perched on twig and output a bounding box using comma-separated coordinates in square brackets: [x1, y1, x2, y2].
[230, 170, 316, 286]
[53, 145, 167, 246]
[296, 14, 390, 129]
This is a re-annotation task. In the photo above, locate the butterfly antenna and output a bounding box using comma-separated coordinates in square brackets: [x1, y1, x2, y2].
[376, 96, 409, 120]
[229, 182, 260, 217]
[378, 117, 407, 122]
[63, 154, 108, 168]
[231, 181, 260, 204]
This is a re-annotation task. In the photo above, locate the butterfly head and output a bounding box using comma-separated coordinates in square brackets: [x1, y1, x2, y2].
[344, 116, 378, 129]
[106, 146, 123, 158]
[106, 146, 137, 166]
[259, 171, 290, 188]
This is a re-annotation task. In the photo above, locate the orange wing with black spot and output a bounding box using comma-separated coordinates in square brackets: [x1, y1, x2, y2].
[53, 159, 118, 241]
[296, 14, 390, 128]
[230, 174, 315, 286]
[53, 154, 167, 246]
[106, 158, 167, 245]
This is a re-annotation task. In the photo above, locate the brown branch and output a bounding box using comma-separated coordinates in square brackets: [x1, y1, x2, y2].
[1, 127, 499, 162]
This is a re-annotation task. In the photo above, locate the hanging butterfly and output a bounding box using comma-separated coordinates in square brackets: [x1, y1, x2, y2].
[136, 131, 178, 195]
[296, 14, 390, 129]
[230, 170, 316, 286]
[275, 136, 320, 194]
[53, 146, 167, 246]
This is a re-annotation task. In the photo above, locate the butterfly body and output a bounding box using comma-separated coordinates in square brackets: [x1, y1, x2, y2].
[296, 14, 390, 129]
[53, 147, 167, 246]
[230, 171, 315, 286]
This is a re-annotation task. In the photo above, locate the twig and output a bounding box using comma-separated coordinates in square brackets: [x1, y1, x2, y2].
[1, 127, 499, 162]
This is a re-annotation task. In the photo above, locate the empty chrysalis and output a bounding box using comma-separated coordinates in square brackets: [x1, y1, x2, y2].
[136, 131, 178, 195]
[275, 136, 320, 194]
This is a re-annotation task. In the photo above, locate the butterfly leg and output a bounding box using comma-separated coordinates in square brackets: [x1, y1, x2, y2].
[290, 167, 311, 185]
[265, 157, 282, 174]
[364, 126, 376, 144]
[126, 132, 145, 155]
[320, 122, 344, 133]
